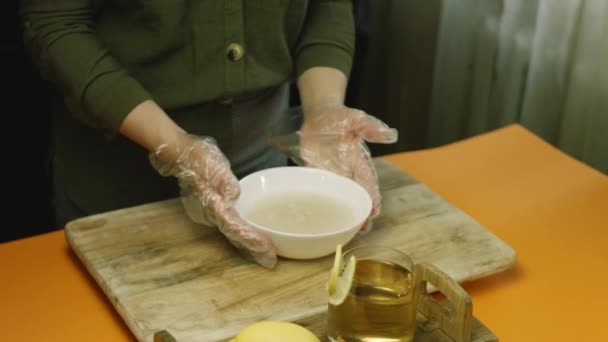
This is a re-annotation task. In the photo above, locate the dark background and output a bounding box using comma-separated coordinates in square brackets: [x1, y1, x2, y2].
[2, 1, 371, 243]
[5, 0, 55, 243]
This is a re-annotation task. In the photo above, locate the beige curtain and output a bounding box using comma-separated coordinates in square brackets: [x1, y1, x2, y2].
[355, 0, 608, 173]
[428, 0, 608, 173]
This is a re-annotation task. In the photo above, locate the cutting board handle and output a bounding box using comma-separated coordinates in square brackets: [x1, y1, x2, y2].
[154, 330, 177, 342]
[415, 263, 473, 342]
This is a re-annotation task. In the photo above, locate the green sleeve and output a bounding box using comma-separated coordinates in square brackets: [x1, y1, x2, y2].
[19, 0, 152, 132]
[294, 0, 355, 79]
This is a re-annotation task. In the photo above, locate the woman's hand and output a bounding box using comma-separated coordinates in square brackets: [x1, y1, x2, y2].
[149, 134, 278, 269]
[298, 105, 397, 232]
[294, 67, 398, 232]
[120, 100, 277, 269]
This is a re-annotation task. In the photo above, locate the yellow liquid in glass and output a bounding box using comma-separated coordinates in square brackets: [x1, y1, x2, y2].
[328, 259, 416, 342]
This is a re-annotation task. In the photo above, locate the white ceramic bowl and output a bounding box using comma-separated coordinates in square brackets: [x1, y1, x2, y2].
[234, 166, 372, 259]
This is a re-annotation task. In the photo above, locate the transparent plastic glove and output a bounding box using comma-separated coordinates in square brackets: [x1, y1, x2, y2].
[149, 134, 277, 268]
[271, 106, 397, 232]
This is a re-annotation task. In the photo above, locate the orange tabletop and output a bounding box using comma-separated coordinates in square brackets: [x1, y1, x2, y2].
[2, 124, 607, 341]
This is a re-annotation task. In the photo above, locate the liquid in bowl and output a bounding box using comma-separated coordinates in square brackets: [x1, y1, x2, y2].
[243, 192, 357, 235]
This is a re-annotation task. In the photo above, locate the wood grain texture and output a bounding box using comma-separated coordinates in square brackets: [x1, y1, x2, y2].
[66, 159, 515, 342]
[415, 263, 473, 342]
[298, 308, 497, 342]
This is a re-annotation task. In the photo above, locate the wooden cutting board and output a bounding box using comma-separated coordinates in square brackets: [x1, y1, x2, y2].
[66, 159, 515, 342]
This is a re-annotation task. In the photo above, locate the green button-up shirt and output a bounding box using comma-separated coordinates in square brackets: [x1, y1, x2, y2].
[20, 0, 354, 132]
[19, 0, 355, 215]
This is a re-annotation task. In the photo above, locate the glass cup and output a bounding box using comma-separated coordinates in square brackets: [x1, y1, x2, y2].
[327, 246, 418, 342]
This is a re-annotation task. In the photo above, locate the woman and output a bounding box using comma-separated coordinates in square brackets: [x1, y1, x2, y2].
[19, 0, 397, 268]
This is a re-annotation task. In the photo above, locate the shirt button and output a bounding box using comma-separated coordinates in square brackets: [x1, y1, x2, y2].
[226, 43, 245, 62]
[218, 97, 233, 105]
